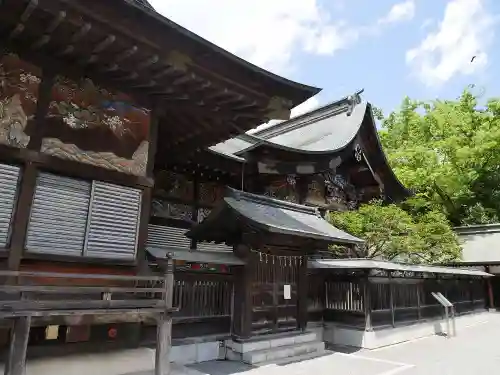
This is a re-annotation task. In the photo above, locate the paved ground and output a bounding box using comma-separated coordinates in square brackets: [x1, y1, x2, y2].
[188, 313, 500, 375]
[2, 313, 499, 375]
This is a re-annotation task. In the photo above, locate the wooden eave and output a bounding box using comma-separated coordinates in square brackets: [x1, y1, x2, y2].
[0, 0, 319, 155]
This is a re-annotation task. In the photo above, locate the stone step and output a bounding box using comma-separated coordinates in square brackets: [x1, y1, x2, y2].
[226, 331, 318, 354]
[229, 340, 325, 365]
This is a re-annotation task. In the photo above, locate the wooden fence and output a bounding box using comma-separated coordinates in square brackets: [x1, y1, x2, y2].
[308, 272, 487, 329]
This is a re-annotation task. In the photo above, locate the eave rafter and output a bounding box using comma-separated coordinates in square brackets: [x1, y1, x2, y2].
[2, 0, 289, 119]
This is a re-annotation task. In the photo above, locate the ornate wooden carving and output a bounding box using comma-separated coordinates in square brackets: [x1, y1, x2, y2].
[305, 177, 326, 206]
[42, 76, 150, 176]
[154, 171, 194, 202]
[151, 199, 193, 221]
[323, 170, 359, 210]
[263, 175, 299, 203]
[197, 208, 212, 223]
[198, 181, 224, 206]
[0, 52, 41, 149]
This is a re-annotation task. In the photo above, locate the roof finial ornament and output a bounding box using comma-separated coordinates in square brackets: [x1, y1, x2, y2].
[346, 88, 364, 116]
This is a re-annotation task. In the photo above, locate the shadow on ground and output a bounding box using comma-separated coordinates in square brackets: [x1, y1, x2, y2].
[188, 360, 255, 375]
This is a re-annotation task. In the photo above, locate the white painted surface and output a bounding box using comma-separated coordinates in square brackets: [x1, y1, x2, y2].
[324, 312, 490, 349]
[457, 229, 500, 264]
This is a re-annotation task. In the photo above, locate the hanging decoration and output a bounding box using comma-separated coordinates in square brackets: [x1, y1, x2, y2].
[251, 248, 304, 266]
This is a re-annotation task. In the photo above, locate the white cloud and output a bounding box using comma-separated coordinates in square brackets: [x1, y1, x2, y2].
[406, 0, 496, 87]
[149, 0, 416, 74]
[149, 0, 356, 74]
[378, 0, 416, 25]
[248, 96, 321, 134]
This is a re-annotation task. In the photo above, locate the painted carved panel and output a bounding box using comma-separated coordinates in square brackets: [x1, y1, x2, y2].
[323, 171, 359, 211]
[198, 181, 224, 206]
[264, 175, 299, 203]
[305, 177, 326, 206]
[0, 52, 41, 148]
[154, 171, 194, 202]
[43, 76, 150, 176]
[151, 199, 193, 221]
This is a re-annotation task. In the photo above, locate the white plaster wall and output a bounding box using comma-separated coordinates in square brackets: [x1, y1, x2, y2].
[324, 312, 490, 349]
[458, 230, 500, 264]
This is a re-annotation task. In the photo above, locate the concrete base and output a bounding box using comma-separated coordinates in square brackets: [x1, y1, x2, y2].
[170, 339, 223, 365]
[323, 311, 490, 349]
[225, 332, 325, 365]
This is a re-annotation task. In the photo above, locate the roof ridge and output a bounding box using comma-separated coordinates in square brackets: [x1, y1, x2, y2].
[226, 187, 320, 216]
[247, 89, 364, 140]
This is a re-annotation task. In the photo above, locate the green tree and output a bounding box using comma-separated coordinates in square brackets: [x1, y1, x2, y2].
[379, 88, 500, 225]
[328, 200, 461, 263]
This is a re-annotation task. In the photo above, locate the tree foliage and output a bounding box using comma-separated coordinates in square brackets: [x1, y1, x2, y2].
[328, 200, 461, 263]
[379, 88, 500, 225]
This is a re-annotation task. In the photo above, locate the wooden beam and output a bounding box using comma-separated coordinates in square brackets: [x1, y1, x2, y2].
[136, 187, 153, 274]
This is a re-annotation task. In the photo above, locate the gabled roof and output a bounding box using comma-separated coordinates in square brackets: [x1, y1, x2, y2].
[209, 91, 365, 159]
[186, 188, 364, 245]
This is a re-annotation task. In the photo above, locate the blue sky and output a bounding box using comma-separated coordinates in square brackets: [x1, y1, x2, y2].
[149, 0, 499, 121]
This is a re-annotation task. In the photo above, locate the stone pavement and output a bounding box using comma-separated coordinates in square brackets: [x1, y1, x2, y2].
[186, 312, 500, 375]
[2, 313, 499, 375]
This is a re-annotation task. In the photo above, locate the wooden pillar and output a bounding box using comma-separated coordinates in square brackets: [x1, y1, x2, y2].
[363, 271, 372, 331]
[8, 163, 38, 271]
[297, 255, 309, 332]
[136, 186, 154, 273]
[137, 105, 161, 273]
[389, 274, 395, 327]
[485, 266, 494, 310]
[155, 257, 174, 375]
[4, 316, 31, 375]
[232, 244, 253, 340]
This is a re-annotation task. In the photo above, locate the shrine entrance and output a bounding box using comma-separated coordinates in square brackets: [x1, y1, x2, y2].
[251, 252, 301, 335]
[186, 187, 364, 341]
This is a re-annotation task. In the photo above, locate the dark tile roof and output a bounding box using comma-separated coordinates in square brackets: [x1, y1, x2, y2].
[186, 188, 364, 245]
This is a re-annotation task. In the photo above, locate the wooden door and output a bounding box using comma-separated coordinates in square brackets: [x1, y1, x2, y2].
[251, 253, 300, 335]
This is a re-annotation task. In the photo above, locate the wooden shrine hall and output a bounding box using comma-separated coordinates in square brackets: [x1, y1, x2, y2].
[0, 0, 494, 372]
[184, 188, 363, 339]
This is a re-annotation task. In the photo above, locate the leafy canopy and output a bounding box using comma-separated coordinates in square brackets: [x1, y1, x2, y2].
[328, 200, 461, 264]
[379, 88, 500, 225]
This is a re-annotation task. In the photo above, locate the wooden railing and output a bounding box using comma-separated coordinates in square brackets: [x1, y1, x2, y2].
[0, 269, 175, 375]
[0, 271, 172, 318]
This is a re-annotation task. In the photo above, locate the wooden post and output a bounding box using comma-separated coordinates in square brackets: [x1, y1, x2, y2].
[416, 283, 422, 321]
[363, 272, 372, 332]
[389, 274, 395, 327]
[4, 316, 31, 375]
[297, 255, 309, 332]
[485, 266, 494, 310]
[155, 256, 174, 375]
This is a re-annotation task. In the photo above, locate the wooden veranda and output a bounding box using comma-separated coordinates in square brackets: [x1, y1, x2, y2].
[0, 259, 175, 375]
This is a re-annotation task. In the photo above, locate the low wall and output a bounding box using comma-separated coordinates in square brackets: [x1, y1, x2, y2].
[170, 335, 224, 365]
[323, 311, 490, 349]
